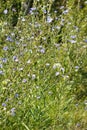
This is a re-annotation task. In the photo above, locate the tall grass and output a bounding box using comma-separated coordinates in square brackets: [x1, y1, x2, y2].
[0, 0, 87, 129]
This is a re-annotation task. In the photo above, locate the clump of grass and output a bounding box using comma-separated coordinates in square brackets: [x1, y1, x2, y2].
[0, 0, 87, 129]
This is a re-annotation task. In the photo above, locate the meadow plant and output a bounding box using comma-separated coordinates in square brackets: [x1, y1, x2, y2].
[0, 0, 87, 129]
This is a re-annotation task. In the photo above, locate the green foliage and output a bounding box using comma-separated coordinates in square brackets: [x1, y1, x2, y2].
[0, 0, 87, 129]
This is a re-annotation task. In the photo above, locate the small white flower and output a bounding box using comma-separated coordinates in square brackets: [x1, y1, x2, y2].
[75, 66, 79, 72]
[19, 68, 23, 71]
[22, 79, 27, 83]
[0, 70, 3, 75]
[55, 72, 60, 76]
[3, 107, 6, 111]
[4, 9, 8, 14]
[37, 96, 40, 99]
[15, 58, 19, 62]
[10, 108, 16, 116]
[84, 1, 87, 4]
[36, 86, 39, 89]
[47, 16, 53, 23]
[60, 6, 64, 9]
[0, 64, 3, 68]
[55, 26, 61, 30]
[29, 49, 32, 53]
[27, 60, 31, 64]
[40, 48, 45, 54]
[22, 18, 25, 22]
[11, 33, 15, 36]
[12, 8, 16, 12]
[32, 74, 36, 80]
[69, 40, 76, 44]
[13, 56, 19, 62]
[3, 46, 8, 51]
[53, 63, 61, 69]
[70, 35, 76, 39]
[63, 9, 69, 14]
[84, 100, 87, 105]
[4, 22, 7, 25]
[27, 73, 31, 77]
[75, 66, 79, 69]
[46, 63, 50, 67]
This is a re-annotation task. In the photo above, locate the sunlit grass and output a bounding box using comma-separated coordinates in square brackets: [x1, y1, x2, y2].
[0, 1, 87, 130]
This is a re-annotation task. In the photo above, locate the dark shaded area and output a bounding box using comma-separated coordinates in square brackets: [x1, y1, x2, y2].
[74, 0, 86, 9]
[24, 0, 34, 15]
[74, 68, 87, 100]
[50, 0, 66, 14]
[11, 1, 21, 27]
[10, 0, 34, 26]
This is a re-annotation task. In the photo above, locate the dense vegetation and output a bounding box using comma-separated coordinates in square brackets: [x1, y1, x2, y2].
[0, 0, 87, 129]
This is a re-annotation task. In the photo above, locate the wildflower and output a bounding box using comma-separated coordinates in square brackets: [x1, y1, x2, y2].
[54, 10, 57, 13]
[3, 9, 8, 14]
[37, 96, 40, 99]
[42, 37, 46, 41]
[75, 66, 79, 69]
[75, 66, 79, 70]
[84, 1, 87, 4]
[84, 39, 87, 43]
[42, 9, 47, 14]
[27, 73, 31, 77]
[76, 123, 81, 127]
[84, 100, 87, 105]
[29, 7, 36, 14]
[2, 103, 6, 107]
[15, 41, 20, 45]
[19, 67, 23, 71]
[22, 17, 25, 22]
[6, 36, 13, 42]
[70, 35, 76, 39]
[48, 91, 52, 95]
[30, 7, 36, 11]
[55, 26, 60, 30]
[18, 101, 22, 105]
[40, 48, 45, 54]
[53, 63, 61, 69]
[69, 40, 76, 44]
[2, 58, 7, 63]
[75, 103, 79, 107]
[47, 16, 53, 23]
[4, 22, 7, 25]
[15, 93, 19, 98]
[60, 6, 64, 10]
[55, 72, 60, 76]
[74, 26, 79, 31]
[10, 108, 16, 116]
[11, 32, 15, 36]
[85, 107, 87, 111]
[22, 78, 27, 83]
[0, 64, 3, 68]
[3, 46, 8, 51]
[27, 60, 31, 64]
[3, 107, 6, 110]
[13, 56, 19, 62]
[32, 74, 36, 80]
[63, 9, 69, 14]
[0, 70, 3, 75]
[12, 8, 16, 12]
[46, 63, 50, 67]
[63, 75, 69, 80]
[36, 86, 39, 89]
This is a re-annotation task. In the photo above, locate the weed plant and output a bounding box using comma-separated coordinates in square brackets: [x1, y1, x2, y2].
[0, 0, 87, 130]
